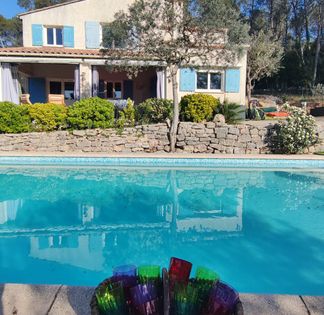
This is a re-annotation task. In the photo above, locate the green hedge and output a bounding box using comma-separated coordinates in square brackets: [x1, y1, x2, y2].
[180, 93, 220, 123]
[0, 102, 31, 133]
[136, 98, 173, 124]
[28, 103, 68, 131]
[67, 97, 115, 129]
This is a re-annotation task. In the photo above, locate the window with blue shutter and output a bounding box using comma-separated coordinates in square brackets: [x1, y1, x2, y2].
[63, 26, 74, 48]
[225, 69, 240, 93]
[180, 68, 196, 92]
[85, 21, 100, 49]
[32, 24, 43, 46]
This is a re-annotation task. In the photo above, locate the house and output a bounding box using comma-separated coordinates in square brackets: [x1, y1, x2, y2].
[0, 0, 247, 106]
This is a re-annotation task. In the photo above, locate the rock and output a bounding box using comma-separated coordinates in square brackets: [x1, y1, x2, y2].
[72, 130, 86, 136]
[213, 114, 226, 124]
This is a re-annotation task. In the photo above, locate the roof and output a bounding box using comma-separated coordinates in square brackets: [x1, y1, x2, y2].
[0, 46, 150, 60]
[18, 0, 86, 17]
[0, 46, 103, 58]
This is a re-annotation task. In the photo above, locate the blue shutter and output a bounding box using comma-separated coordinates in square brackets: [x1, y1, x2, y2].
[32, 24, 43, 46]
[85, 21, 100, 49]
[29, 78, 46, 103]
[180, 68, 196, 92]
[225, 69, 240, 93]
[63, 26, 74, 48]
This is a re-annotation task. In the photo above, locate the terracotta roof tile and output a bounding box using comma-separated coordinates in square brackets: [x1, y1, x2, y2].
[0, 46, 104, 58]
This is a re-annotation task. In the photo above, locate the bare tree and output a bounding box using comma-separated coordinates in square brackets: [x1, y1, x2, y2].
[246, 31, 283, 103]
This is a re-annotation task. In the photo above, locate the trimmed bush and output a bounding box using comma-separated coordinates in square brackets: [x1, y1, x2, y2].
[136, 98, 173, 124]
[180, 93, 220, 123]
[0, 102, 31, 134]
[67, 97, 115, 129]
[273, 103, 318, 154]
[27, 103, 68, 131]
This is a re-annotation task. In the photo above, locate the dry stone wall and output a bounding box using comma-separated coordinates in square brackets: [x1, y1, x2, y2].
[0, 121, 322, 154]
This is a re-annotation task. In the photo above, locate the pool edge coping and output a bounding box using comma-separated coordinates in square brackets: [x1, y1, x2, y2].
[0, 283, 323, 315]
[0, 151, 324, 160]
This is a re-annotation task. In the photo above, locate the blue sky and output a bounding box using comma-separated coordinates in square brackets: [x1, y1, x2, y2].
[1, 1, 25, 18]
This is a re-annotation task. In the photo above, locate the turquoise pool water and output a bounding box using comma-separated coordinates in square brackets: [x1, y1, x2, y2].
[0, 158, 323, 295]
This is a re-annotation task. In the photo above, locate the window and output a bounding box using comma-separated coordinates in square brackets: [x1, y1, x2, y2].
[64, 82, 74, 101]
[107, 82, 123, 99]
[49, 80, 75, 104]
[45, 27, 63, 46]
[196, 71, 222, 91]
[50, 81, 62, 94]
[197, 72, 208, 90]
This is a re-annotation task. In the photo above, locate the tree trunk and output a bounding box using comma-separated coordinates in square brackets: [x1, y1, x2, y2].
[246, 68, 252, 105]
[170, 65, 179, 153]
[304, 0, 310, 45]
[313, 33, 321, 86]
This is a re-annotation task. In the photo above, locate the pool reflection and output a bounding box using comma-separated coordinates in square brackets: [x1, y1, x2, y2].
[0, 166, 323, 295]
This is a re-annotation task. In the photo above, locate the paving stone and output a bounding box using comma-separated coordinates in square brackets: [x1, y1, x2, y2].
[240, 294, 308, 315]
[302, 296, 324, 315]
[49, 286, 94, 315]
[0, 284, 60, 315]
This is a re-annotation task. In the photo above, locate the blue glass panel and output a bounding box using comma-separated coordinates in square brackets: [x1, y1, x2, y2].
[56, 28, 63, 46]
[47, 28, 54, 45]
[197, 72, 208, 89]
[210, 73, 221, 90]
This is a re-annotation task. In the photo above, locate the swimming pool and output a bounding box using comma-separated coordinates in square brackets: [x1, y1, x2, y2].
[0, 157, 323, 296]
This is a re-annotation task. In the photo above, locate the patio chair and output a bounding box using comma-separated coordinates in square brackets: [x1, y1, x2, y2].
[20, 94, 32, 105]
[48, 94, 65, 105]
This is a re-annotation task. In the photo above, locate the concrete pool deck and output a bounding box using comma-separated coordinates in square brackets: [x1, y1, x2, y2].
[0, 284, 323, 315]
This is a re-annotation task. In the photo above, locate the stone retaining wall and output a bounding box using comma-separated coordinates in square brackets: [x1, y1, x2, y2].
[0, 121, 322, 154]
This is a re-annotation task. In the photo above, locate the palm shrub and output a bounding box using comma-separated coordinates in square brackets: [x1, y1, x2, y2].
[27, 103, 68, 131]
[180, 93, 220, 123]
[135, 98, 173, 124]
[273, 104, 318, 154]
[67, 97, 115, 129]
[0, 102, 31, 133]
[216, 102, 244, 124]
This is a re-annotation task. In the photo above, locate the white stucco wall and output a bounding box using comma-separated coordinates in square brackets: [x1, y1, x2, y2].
[165, 51, 248, 106]
[20, 0, 135, 48]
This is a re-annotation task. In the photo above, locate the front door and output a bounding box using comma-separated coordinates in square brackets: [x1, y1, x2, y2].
[29, 78, 46, 103]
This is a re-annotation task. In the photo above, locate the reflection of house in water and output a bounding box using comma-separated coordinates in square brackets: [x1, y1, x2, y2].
[0, 200, 23, 224]
[0, 187, 244, 270]
[161, 188, 243, 235]
[30, 233, 105, 271]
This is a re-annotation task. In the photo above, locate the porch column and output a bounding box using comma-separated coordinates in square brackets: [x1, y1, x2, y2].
[0, 63, 3, 102]
[92, 66, 99, 97]
[79, 62, 92, 99]
[74, 65, 80, 101]
[156, 69, 166, 99]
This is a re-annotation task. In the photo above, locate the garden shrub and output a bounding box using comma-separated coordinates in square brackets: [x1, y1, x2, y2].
[67, 97, 115, 129]
[27, 103, 68, 131]
[273, 103, 318, 154]
[180, 93, 220, 123]
[135, 98, 173, 124]
[216, 102, 245, 124]
[116, 98, 135, 129]
[0, 102, 31, 133]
